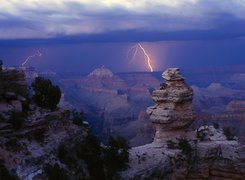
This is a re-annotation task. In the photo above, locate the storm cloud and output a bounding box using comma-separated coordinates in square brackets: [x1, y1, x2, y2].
[1, 0, 245, 42]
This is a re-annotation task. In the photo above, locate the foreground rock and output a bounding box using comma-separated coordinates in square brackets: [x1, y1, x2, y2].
[147, 68, 196, 142]
[0, 67, 89, 179]
[122, 68, 245, 179]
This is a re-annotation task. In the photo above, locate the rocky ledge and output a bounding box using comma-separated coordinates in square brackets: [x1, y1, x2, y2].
[0, 67, 89, 179]
[122, 68, 245, 179]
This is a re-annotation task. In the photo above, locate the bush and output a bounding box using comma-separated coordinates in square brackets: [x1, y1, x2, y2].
[0, 161, 17, 180]
[223, 127, 234, 140]
[27, 128, 46, 143]
[213, 122, 219, 129]
[104, 136, 130, 178]
[0, 60, 2, 71]
[32, 77, 61, 111]
[71, 110, 85, 126]
[76, 133, 105, 179]
[57, 144, 77, 167]
[5, 139, 22, 152]
[197, 128, 207, 141]
[178, 139, 193, 155]
[9, 111, 26, 130]
[75, 134, 130, 179]
[44, 163, 68, 180]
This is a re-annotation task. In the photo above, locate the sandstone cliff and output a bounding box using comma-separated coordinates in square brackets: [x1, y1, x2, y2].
[122, 68, 245, 179]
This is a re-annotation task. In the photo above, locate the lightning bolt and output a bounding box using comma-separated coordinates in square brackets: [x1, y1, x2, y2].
[137, 43, 153, 72]
[127, 43, 154, 72]
[127, 44, 139, 65]
[21, 50, 42, 67]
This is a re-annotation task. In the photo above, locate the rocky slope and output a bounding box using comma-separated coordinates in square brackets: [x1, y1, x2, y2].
[122, 68, 245, 179]
[0, 67, 89, 179]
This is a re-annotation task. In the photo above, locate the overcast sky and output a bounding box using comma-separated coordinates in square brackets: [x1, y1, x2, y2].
[0, 0, 245, 73]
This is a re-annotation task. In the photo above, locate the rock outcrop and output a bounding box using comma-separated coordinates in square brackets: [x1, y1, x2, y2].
[0, 68, 28, 100]
[147, 68, 195, 142]
[88, 66, 114, 78]
[122, 68, 245, 179]
[0, 66, 89, 179]
[0, 68, 29, 118]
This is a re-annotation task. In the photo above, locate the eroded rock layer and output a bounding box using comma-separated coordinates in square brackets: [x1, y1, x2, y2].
[122, 68, 245, 179]
[147, 68, 195, 142]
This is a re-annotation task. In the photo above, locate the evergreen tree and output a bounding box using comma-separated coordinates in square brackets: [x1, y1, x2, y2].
[32, 77, 61, 110]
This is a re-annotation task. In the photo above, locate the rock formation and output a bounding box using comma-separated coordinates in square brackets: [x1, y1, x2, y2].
[0, 68, 28, 100]
[0, 68, 29, 117]
[0, 66, 89, 179]
[147, 68, 195, 142]
[122, 68, 245, 179]
[88, 65, 114, 78]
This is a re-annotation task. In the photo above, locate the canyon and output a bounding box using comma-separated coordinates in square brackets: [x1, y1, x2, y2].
[49, 65, 245, 146]
[0, 64, 244, 179]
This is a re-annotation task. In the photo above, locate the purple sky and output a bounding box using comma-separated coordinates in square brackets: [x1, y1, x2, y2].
[0, 0, 245, 73]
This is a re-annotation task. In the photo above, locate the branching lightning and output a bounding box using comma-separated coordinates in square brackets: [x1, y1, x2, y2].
[127, 44, 139, 65]
[137, 43, 153, 72]
[21, 50, 42, 67]
[127, 43, 154, 72]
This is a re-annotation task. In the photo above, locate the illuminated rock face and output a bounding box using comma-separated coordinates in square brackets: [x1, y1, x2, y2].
[147, 68, 196, 142]
[88, 66, 114, 78]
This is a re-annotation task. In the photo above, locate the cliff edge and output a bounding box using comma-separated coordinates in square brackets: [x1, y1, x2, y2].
[122, 68, 245, 179]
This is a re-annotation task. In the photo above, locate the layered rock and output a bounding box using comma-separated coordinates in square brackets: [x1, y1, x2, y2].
[0, 68, 29, 118]
[0, 66, 89, 179]
[88, 66, 114, 78]
[0, 68, 28, 100]
[122, 68, 245, 179]
[147, 68, 195, 142]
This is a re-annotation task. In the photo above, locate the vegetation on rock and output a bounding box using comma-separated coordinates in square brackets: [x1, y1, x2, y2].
[45, 163, 68, 180]
[0, 161, 17, 180]
[32, 77, 61, 111]
[223, 126, 234, 140]
[213, 122, 219, 129]
[71, 110, 85, 126]
[57, 134, 130, 179]
[167, 138, 193, 155]
[9, 111, 26, 130]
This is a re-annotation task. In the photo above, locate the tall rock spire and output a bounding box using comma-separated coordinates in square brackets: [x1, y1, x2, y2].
[147, 68, 196, 142]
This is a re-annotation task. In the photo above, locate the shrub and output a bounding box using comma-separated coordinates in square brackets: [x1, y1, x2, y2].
[0, 161, 17, 180]
[57, 144, 77, 167]
[5, 139, 22, 152]
[58, 144, 68, 162]
[178, 139, 193, 155]
[0, 59, 2, 71]
[32, 77, 61, 111]
[27, 128, 46, 143]
[71, 110, 85, 126]
[75, 134, 130, 179]
[9, 111, 26, 130]
[197, 128, 207, 141]
[223, 127, 234, 140]
[76, 133, 105, 179]
[213, 122, 219, 129]
[104, 136, 130, 178]
[44, 163, 68, 180]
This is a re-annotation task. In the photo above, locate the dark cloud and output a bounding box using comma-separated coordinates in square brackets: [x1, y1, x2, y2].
[1, 13, 245, 47]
